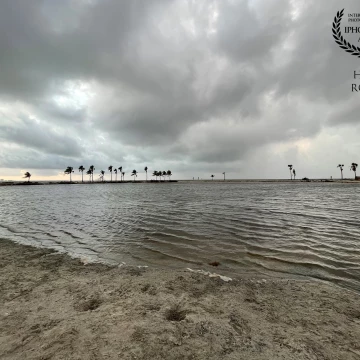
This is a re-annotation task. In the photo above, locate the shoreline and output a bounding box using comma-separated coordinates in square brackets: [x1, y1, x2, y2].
[1, 178, 360, 186]
[1, 239, 359, 359]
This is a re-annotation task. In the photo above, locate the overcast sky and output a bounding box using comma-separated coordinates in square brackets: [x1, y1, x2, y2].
[0, 0, 359, 181]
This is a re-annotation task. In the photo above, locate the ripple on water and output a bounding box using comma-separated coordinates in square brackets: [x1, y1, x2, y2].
[0, 182, 359, 291]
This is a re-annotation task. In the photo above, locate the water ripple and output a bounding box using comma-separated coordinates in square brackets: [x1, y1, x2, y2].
[0, 182, 359, 291]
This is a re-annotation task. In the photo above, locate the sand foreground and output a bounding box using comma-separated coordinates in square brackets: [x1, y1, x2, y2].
[0, 240, 359, 360]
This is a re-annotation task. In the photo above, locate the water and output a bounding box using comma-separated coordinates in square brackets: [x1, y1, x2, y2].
[0, 182, 359, 290]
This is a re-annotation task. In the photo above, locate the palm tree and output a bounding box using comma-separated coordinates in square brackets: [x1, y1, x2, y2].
[337, 164, 344, 180]
[122, 172, 125, 181]
[162, 171, 167, 181]
[108, 165, 113, 181]
[350, 163, 358, 178]
[114, 168, 118, 181]
[144, 166, 148, 181]
[166, 170, 172, 180]
[211, 174, 214, 180]
[23, 171, 31, 182]
[78, 165, 85, 183]
[118, 166, 123, 181]
[222, 172, 225, 181]
[293, 169, 296, 180]
[89, 165, 95, 182]
[86, 169, 92, 181]
[152, 170, 157, 181]
[288, 165, 293, 180]
[64, 166, 74, 182]
[100, 170, 105, 182]
[131, 169, 137, 181]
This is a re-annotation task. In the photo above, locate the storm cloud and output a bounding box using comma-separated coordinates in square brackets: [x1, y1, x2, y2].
[0, 0, 359, 180]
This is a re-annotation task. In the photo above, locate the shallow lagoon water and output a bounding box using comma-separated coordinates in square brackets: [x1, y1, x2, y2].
[0, 182, 359, 290]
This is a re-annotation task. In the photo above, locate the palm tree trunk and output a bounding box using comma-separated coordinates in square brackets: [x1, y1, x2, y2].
[82, 172, 83, 183]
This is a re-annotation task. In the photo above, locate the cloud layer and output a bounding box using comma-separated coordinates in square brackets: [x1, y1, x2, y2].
[0, 0, 359, 180]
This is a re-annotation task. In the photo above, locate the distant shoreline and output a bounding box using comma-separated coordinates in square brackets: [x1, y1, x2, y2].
[0, 180, 179, 186]
[0, 178, 359, 186]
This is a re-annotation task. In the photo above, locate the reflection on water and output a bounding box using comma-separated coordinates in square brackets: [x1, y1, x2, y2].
[0, 182, 359, 290]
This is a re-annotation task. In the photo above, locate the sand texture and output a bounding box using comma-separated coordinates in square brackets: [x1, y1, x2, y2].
[1, 239, 360, 360]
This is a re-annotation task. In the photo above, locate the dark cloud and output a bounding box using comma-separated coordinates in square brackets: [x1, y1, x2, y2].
[0, 0, 359, 179]
[328, 100, 360, 126]
[0, 115, 82, 157]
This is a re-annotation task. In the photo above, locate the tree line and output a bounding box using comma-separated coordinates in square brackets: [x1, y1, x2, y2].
[286, 163, 358, 180]
[22, 163, 359, 182]
[63, 166, 173, 182]
[21, 166, 174, 183]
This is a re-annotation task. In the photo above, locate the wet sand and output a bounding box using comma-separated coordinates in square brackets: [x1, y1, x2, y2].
[1, 239, 360, 359]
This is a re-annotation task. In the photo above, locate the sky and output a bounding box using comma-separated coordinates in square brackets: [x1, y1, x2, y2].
[0, 0, 359, 181]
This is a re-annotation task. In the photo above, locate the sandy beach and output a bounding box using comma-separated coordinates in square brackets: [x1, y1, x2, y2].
[0, 240, 359, 359]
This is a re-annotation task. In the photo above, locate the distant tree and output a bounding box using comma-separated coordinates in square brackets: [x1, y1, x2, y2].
[337, 164, 344, 180]
[131, 169, 137, 181]
[114, 168, 118, 181]
[211, 174, 214, 180]
[64, 166, 74, 182]
[86, 169, 92, 181]
[288, 165, 293, 180]
[118, 166, 123, 181]
[78, 165, 85, 183]
[156, 171, 161, 180]
[222, 172, 225, 181]
[162, 171, 167, 181]
[350, 163, 358, 178]
[89, 165, 95, 182]
[152, 170, 157, 181]
[108, 165, 113, 181]
[293, 169, 296, 180]
[23, 171, 31, 182]
[122, 172, 125, 181]
[144, 166, 148, 181]
[166, 170, 172, 180]
[100, 170, 105, 182]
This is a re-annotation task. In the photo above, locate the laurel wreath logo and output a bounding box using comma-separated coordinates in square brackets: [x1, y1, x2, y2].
[333, 9, 360, 57]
